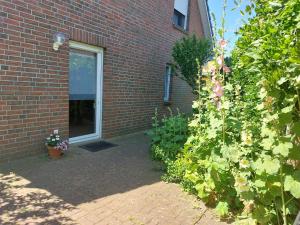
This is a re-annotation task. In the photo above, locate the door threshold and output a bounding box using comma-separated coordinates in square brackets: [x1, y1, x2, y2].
[69, 134, 101, 144]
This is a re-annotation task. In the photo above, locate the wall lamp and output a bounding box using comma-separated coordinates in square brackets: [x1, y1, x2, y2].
[53, 32, 66, 51]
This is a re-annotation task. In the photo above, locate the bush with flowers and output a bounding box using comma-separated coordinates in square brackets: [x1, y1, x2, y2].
[149, 0, 300, 224]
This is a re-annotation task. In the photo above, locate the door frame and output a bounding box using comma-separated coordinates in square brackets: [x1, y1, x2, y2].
[69, 41, 104, 144]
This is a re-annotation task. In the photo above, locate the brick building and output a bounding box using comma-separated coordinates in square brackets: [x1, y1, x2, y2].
[0, 0, 212, 161]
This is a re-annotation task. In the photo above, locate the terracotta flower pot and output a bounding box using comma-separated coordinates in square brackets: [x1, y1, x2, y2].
[47, 146, 63, 159]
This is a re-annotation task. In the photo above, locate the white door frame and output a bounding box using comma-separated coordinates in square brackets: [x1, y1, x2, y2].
[69, 41, 104, 144]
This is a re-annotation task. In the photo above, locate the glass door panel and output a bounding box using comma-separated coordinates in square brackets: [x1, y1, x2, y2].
[69, 49, 97, 138]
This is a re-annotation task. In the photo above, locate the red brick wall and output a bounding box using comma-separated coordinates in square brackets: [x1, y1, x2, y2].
[170, 76, 196, 115]
[0, 0, 205, 161]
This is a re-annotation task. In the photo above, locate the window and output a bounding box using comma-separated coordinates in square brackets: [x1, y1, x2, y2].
[173, 9, 186, 28]
[173, 0, 189, 30]
[164, 65, 172, 103]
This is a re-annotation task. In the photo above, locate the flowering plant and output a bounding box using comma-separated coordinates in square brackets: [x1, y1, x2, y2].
[162, 0, 300, 224]
[45, 130, 69, 151]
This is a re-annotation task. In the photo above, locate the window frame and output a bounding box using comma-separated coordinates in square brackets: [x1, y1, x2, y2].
[163, 65, 173, 104]
[173, 0, 190, 31]
[173, 9, 186, 29]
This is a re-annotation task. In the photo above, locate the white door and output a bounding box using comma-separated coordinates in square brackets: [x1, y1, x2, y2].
[69, 41, 103, 144]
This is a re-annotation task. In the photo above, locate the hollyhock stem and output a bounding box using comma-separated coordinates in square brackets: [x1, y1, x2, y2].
[280, 165, 287, 225]
[197, 61, 202, 133]
[221, 0, 227, 146]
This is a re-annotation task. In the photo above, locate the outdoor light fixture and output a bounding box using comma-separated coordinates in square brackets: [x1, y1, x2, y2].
[53, 32, 66, 51]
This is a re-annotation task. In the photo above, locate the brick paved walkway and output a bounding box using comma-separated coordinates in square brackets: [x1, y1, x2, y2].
[0, 133, 230, 225]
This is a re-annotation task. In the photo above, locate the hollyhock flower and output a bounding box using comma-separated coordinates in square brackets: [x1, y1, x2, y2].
[241, 130, 253, 146]
[53, 130, 59, 135]
[217, 56, 224, 66]
[219, 39, 228, 49]
[239, 184, 250, 192]
[213, 81, 224, 97]
[235, 175, 250, 192]
[235, 176, 247, 187]
[223, 65, 231, 74]
[240, 159, 250, 169]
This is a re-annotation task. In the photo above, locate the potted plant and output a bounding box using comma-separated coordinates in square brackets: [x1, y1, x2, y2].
[45, 130, 69, 159]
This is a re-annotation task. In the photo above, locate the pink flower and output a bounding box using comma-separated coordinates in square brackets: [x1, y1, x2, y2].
[223, 65, 231, 74]
[217, 56, 224, 66]
[213, 81, 224, 97]
[57, 140, 69, 151]
[219, 39, 228, 49]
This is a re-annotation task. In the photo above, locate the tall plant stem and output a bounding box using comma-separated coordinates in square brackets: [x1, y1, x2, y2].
[221, 0, 227, 40]
[198, 62, 202, 133]
[222, 110, 226, 146]
[274, 201, 281, 225]
[280, 164, 287, 225]
[297, 89, 300, 112]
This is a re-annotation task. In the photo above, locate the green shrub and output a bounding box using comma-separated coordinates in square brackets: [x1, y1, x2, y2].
[147, 109, 188, 167]
[172, 35, 212, 92]
[162, 157, 187, 183]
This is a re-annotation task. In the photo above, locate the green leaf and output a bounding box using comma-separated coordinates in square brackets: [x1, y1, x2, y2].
[292, 122, 300, 135]
[265, 160, 280, 175]
[269, 2, 282, 7]
[195, 183, 209, 199]
[284, 172, 300, 198]
[281, 105, 294, 114]
[273, 142, 293, 157]
[278, 112, 293, 125]
[245, 52, 261, 60]
[245, 5, 252, 13]
[215, 202, 229, 217]
[263, 156, 280, 175]
[223, 101, 231, 110]
[289, 145, 300, 160]
[184, 171, 200, 184]
[261, 137, 274, 150]
[207, 128, 217, 139]
[254, 179, 266, 188]
[252, 159, 264, 175]
[277, 77, 287, 85]
[253, 204, 272, 224]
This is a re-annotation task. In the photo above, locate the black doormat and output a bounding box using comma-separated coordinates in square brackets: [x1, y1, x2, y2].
[80, 141, 117, 152]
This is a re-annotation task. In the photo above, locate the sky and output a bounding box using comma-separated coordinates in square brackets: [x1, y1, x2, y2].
[207, 0, 252, 53]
